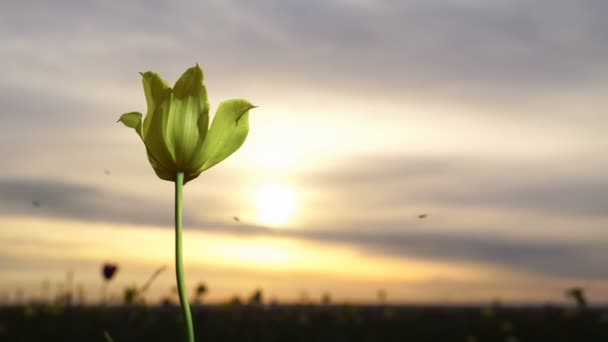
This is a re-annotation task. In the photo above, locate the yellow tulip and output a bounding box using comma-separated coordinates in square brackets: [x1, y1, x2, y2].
[119, 64, 256, 184]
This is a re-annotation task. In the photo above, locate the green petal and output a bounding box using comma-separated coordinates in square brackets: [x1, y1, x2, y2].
[166, 64, 210, 170]
[117, 112, 143, 139]
[140, 71, 171, 134]
[139, 72, 176, 174]
[195, 99, 256, 173]
[173, 64, 205, 99]
[146, 148, 175, 182]
[117, 110, 174, 181]
[143, 97, 176, 174]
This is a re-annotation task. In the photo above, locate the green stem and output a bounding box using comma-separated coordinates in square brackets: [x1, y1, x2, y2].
[103, 330, 116, 342]
[175, 172, 195, 342]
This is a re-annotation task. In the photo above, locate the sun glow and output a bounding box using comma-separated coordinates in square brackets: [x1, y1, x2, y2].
[255, 184, 297, 226]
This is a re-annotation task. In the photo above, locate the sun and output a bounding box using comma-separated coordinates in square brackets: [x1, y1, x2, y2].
[255, 184, 297, 226]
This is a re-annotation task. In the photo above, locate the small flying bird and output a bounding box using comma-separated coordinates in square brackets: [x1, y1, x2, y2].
[31, 201, 40, 207]
[418, 213, 427, 219]
[232, 216, 240, 222]
[104, 169, 111, 176]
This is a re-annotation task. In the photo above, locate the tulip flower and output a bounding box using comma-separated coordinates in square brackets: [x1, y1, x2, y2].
[118, 64, 256, 342]
[118, 64, 256, 184]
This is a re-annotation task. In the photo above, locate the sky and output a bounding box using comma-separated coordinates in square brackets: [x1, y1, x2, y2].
[1, 0, 608, 305]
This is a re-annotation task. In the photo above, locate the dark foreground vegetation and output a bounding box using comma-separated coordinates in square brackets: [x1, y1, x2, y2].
[0, 304, 607, 341]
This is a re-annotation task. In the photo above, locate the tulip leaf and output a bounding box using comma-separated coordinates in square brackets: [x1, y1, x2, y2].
[196, 99, 256, 172]
[118, 112, 143, 139]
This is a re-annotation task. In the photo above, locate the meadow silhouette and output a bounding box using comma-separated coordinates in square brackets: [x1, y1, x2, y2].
[0, 270, 606, 341]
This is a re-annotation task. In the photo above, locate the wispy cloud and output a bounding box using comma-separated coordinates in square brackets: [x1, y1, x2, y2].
[0, 177, 269, 234]
[299, 155, 608, 219]
[298, 229, 608, 280]
[3, 0, 608, 107]
[2, 171, 608, 280]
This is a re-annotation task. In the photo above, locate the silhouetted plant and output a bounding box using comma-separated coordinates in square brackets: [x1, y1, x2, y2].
[122, 266, 167, 305]
[228, 295, 242, 306]
[249, 289, 263, 306]
[101, 262, 119, 304]
[193, 282, 208, 304]
[123, 285, 139, 305]
[139, 266, 167, 295]
[102, 263, 119, 281]
[566, 287, 587, 309]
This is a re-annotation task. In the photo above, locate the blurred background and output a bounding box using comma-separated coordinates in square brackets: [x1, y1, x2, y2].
[1, 0, 608, 308]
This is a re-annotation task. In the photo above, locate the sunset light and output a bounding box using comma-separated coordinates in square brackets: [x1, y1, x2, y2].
[255, 183, 297, 226]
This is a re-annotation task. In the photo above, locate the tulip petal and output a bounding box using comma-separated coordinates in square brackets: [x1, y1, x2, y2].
[139, 72, 176, 176]
[173, 64, 205, 99]
[140, 71, 171, 132]
[118, 111, 174, 181]
[117, 112, 143, 139]
[166, 65, 210, 170]
[195, 99, 256, 173]
[146, 148, 175, 182]
[144, 98, 176, 174]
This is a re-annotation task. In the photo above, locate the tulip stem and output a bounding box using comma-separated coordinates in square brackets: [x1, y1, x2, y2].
[175, 172, 195, 342]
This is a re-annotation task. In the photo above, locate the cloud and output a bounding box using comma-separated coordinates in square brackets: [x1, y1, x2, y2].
[0, 177, 269, 234]
[2, 172, 608, 280]
[299, 155, 608, 218]
[3, 0, 608, 113]
[297, 229, 608, 280]
[1, 0, 606, 176]
[279, 154, 608, 279]
[216, 0, 608, 111]
[422, 177, 608, 218]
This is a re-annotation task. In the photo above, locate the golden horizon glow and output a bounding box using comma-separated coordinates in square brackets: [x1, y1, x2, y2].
[1, 217, 604, 303]
[255, 183, 297, 226]
[0, 217, 492, 283]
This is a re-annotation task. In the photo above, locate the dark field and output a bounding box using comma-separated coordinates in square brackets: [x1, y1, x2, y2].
[1, 304, 607, 341]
